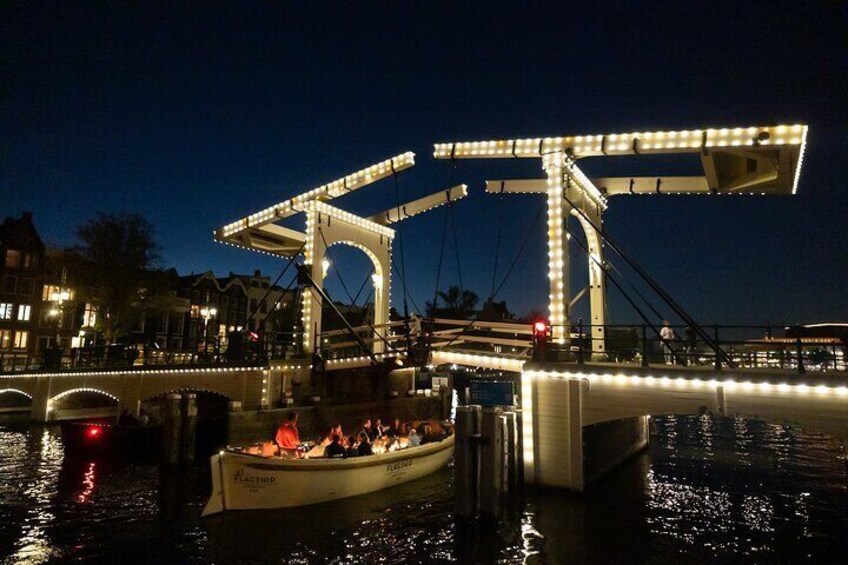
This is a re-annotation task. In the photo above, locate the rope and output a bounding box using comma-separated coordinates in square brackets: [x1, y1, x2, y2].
[245, 242, 305, 326]
[430, 184, 451, 314]
[491, 201, 545, 299]
[489, 185, 506, 299]
[563, 220, 666, 347]
[315, 229, 405, 358]
[449, 198, 465, 294]
[350, 265, 375, 307]
[391, 258, 424, 315]
[557, 156, 732, 367]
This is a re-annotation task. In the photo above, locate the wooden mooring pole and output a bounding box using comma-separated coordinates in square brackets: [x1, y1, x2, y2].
[455, 405, 481, 518]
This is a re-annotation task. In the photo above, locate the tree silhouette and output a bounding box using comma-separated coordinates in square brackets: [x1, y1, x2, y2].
[73, 212, 162, 342]
[426, 285, 479, 319]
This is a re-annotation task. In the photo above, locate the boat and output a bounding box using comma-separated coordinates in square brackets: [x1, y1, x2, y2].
[202, 434, 455, 515]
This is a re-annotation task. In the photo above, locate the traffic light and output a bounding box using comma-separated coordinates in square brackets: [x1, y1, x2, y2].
[531, 320, 550, 362]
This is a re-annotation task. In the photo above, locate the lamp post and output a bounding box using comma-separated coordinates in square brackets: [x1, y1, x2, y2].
[200, 306, 218, 355]
[46, 289, 70, 369]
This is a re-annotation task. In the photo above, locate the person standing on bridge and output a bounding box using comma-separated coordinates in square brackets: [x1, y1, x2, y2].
[660, 320, 676, 364]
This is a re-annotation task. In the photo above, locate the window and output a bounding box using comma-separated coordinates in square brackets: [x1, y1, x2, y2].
[0, 303, 12, 319]
[83, 303, 97, 327]
[37, 336, 50, 352]
[18, 278, 34, 296]
[0, 330, 10, 349]
[42, 285, 73, 301]
[13, 331, 28, 349]
[4, 250, 21, 268]
[3, 276, 16, 293]
[190, 305, 200, 319]
[23, 253, 39, 269]
[17, 304, 31, 321]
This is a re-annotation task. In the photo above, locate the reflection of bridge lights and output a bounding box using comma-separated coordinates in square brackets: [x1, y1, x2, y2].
[77, 462, 97, 504]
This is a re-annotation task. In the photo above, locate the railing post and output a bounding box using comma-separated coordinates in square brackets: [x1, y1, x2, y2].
[641, 325, 649, 367]
[795, 325, 805, 375]
[577, 318, 584, 365]
[713, 325, 721, 371]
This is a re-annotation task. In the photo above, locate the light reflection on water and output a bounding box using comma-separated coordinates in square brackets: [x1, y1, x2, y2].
[0, 416, 846, 564]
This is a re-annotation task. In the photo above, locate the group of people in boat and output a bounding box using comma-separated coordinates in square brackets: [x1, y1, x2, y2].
[272, 411, 450, 459]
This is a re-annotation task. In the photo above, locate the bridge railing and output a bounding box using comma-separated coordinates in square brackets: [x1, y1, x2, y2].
[315, 319, 845, 375]
[0, 345, 270, 374]
[557, 323, 846, 374]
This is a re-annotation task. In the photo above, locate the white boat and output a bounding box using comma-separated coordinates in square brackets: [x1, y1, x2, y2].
[202, 434, 455, 515]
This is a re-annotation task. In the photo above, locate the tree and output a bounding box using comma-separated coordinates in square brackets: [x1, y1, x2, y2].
[73, 212, 163, 343]
[425, 285, 479, 319]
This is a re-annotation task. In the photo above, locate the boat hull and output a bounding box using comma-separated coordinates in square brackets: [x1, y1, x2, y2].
[202, 434, 454, 515]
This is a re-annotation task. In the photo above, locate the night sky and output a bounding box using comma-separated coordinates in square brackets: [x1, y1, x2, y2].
[3, 2, 847, 326]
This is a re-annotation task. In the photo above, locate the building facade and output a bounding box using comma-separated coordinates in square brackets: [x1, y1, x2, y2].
[0, 213, 45, 369]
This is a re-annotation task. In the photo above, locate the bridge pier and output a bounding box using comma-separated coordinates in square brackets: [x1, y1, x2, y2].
[521, 368, 650, 491]
[30, 376, 52, 423]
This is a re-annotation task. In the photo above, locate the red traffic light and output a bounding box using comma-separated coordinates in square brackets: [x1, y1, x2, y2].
[533, 321, 549, 336]
[86, 426, 102, 439]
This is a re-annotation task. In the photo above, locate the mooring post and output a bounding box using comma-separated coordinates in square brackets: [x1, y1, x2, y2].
[641, 325, 649, 367]
[180, 393, 198, 464]
[455, 404, 481, 519]
[479, 406, 505, 518]
[502, 411, 518, 492]
[162, 393, 183, 466]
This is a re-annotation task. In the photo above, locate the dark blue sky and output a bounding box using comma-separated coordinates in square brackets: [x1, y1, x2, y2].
[3, 2, 847, 325]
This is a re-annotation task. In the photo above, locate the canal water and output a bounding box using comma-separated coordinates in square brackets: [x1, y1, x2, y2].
[1, 416, 846, 564]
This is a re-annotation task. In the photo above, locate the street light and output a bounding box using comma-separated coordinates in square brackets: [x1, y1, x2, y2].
[199, 306, 218, 353]
[45, 288, 71, 369]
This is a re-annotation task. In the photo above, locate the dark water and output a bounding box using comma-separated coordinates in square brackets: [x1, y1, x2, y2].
[1, 416, 846, 564]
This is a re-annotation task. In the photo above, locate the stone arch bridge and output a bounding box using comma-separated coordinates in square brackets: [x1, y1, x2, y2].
[0, 365, 276, 422]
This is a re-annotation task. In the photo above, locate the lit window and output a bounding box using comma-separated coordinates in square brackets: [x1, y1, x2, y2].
[0, 330, 10, 349]
[0, 303, 12, 319]
[43, 285, 73, 302]
[13, 331, 28, 349]
[191, 305, 200, 319]
[4, 250, 21, 268]
[17, 304, 32, 321]
[83, 303, 97, 327]
[23, 253, 39, 269]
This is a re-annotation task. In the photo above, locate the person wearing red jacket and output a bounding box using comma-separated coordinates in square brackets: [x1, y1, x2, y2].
[275, 411, 301, 456]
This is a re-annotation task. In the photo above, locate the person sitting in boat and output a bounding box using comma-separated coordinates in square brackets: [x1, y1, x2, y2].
[374, 418, 387, 438]
[359, 418, 375, 441]
[407, 427, 421, 447]
[357, 432, 374, 456]
[421, 424, 443, 445]
[304, 426, 334, 458]
[275, 411, 301, 457]
[385, 418, 401, 438]
[324, 434, 345, 458]
[332, 423, 344, 439]
[344, 435, 360, 458]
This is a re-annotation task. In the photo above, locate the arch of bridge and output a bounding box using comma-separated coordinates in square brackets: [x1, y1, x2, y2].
[0, 388, 34, 405]
[49, 387, 120, 405]
[302, 213, 392, 354]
